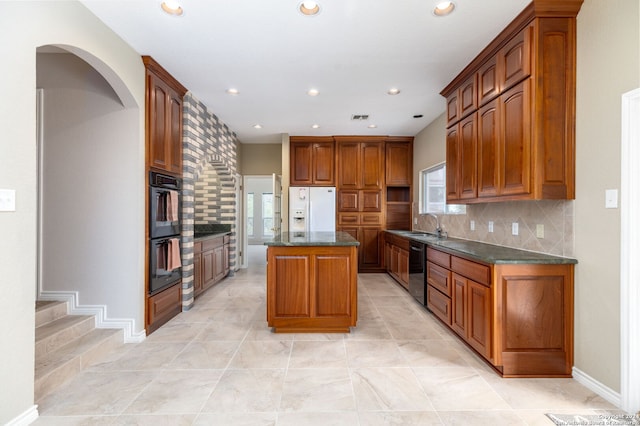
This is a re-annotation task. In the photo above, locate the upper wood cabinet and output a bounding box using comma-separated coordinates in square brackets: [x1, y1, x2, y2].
[336, 137, 385, 190]
[441, 1, 582, 203]
[143, 56, 187, 177]
[289, 137, 335, 186]
[385, 138, 413, 186]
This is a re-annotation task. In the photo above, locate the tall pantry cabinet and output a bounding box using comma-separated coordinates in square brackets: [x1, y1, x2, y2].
[143, 56, 187, 334]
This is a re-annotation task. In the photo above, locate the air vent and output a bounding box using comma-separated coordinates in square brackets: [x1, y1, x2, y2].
[351, 114, 369, 121]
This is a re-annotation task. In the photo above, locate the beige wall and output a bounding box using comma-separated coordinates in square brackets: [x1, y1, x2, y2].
[0, 1, 145, 423]
[574, 0, 639, 392]
[412, 0, 640, 395]
[240, 143, 282, 175]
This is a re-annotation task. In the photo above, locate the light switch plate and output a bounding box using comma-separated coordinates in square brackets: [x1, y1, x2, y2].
[470, 220, 475, 231]
[605, 189, 618, 209]
[488, 221, 494, 232]
[536, 224, 545, 238]
[512, 222, 519, 235]
[0, 189, 16, 212]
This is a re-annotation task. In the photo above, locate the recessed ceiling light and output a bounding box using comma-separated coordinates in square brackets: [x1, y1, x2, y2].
[433, 1, 455, 17]
[387, 88, 401, 95]
[299, 1, 320, 16]
[311, 124, 320, 129]
[161, 0, 183, 16]
[368, 124, 377, 129]
[253, 124, 262, 129]
[226, 88, 239, 95]
[307, 88, 319, 96]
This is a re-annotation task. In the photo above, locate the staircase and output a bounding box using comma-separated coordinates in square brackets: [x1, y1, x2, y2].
[34, 301, 123, 401]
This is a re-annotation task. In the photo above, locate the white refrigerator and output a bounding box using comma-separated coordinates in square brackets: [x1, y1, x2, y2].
[289, 187, 336, 232]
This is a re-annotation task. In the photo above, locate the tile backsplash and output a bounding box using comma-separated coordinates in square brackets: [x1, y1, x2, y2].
[413, 200, 575, 257]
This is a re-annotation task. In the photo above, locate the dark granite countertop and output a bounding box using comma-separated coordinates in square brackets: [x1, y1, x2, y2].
[386, 230, 577, 265]
[194, 231, 230, 242]
[264, 231, 360, 247]
[193, 224, 231, 241]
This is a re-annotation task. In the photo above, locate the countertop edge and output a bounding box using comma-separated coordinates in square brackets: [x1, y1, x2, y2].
[193, 231, 231, 242]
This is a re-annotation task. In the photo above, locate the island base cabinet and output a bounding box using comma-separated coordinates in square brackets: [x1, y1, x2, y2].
[267, 246, 358, 333]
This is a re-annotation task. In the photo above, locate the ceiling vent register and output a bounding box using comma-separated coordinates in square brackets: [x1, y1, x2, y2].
[351, 114, 369, 121]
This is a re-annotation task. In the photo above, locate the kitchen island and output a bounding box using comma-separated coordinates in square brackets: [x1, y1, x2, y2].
[264, 232, 359, 333]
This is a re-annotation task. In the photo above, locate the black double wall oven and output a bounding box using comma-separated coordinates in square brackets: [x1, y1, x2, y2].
[149, 171, 182, 295]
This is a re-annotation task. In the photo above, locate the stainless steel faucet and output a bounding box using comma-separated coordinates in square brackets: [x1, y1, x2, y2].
[426, 213, 444, 238]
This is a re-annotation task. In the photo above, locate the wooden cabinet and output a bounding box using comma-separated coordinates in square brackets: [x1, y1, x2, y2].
[385, 137, 413, 230]
[426, 245, 574, 377]
[336, 137, 386, 272]
[441, 1, 581, 203]
[146, 282, 182, 334]
[193, 234, 230, 297]
[384, 232, 409, 289]
[289, 137, 335, 186]
[266, 245, 358, 333]
[143, 56, 187, 177]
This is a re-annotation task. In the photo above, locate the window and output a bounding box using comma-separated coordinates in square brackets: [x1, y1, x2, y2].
[419, 162, 466, 215]
[247, 193, 254, 236]
[262, 193, 274, 237]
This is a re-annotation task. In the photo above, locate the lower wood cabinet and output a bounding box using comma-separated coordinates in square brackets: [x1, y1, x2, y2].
[338, 226, 383, 272]
[384, 232, 409, 289]
[193, 234, 230, 297]
[146, 282, 181, 334]
[266, 245, 358, 333]
[426, 246, 574, 377]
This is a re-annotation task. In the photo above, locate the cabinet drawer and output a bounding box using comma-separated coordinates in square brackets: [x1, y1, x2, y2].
[427, 247, 450, 268]
[451, 256, 490, 286]
[338, 213, 360, 225]
[202, 236, 224, 251]
[361, 213, 382, 225]
[427, 285, 452, 325]
[427, 261, 451, 296]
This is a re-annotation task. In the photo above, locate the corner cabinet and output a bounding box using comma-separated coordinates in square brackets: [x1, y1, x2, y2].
[289, 136, 335, 186]
[143, 56, 187, 177]
[441, 1, 582, 203]
[426, 246, 574, 377]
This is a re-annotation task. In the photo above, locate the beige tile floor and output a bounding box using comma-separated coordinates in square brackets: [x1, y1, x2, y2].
[35, 247, 621, 425]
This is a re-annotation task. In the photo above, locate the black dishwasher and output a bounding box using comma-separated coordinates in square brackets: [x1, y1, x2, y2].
[408, 240, 426, 305]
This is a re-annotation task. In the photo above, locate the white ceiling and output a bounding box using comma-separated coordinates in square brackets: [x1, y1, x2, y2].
[80, 0, 530, 144]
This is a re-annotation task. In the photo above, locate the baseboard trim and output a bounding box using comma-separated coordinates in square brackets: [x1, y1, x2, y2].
[39, 291, 145, 343]
[572, 366, 621, 409]
[5, 405, 38, 426]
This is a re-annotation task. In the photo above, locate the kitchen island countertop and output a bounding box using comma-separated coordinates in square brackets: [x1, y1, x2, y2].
[264, 231, 360, 247]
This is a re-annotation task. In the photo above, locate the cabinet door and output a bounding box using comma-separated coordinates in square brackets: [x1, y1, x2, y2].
[202, 249, 215, 288]
[312, 142, 335, 185]
[390, 245, 400, 277]
[360, 227, 382, 270]
[445, 125, 460, 202]
[168, 91, 183, 175]
[360, 190, 382, 212]
[361, 142, 384, 190]
[452, 274, 467, 338]
[385, 142, 412, 186]
[148, 73, 169, 171]
[459, 75, 477, 118]
[499, 80, 531, 197]
[337, 142, 360, 189]
[223, 243, 230, 276]
[467, 280, 491, 359]
[459, 113, 478, 200]
[446, 92, 458, 126]
[478, 99, 500, 198]
[213, 245, 225, 282]
[384, 241, 392, 273]
[399, 248, 409, 287]
[270, 254, 310, 318]
[499, 25, 532, 91]
[193, 251, 203, 296]
[315, 254, 353, 317]
[290, 142, 313, 185]
[338, 190, 359, 212]
[478, 56, 499, 106]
